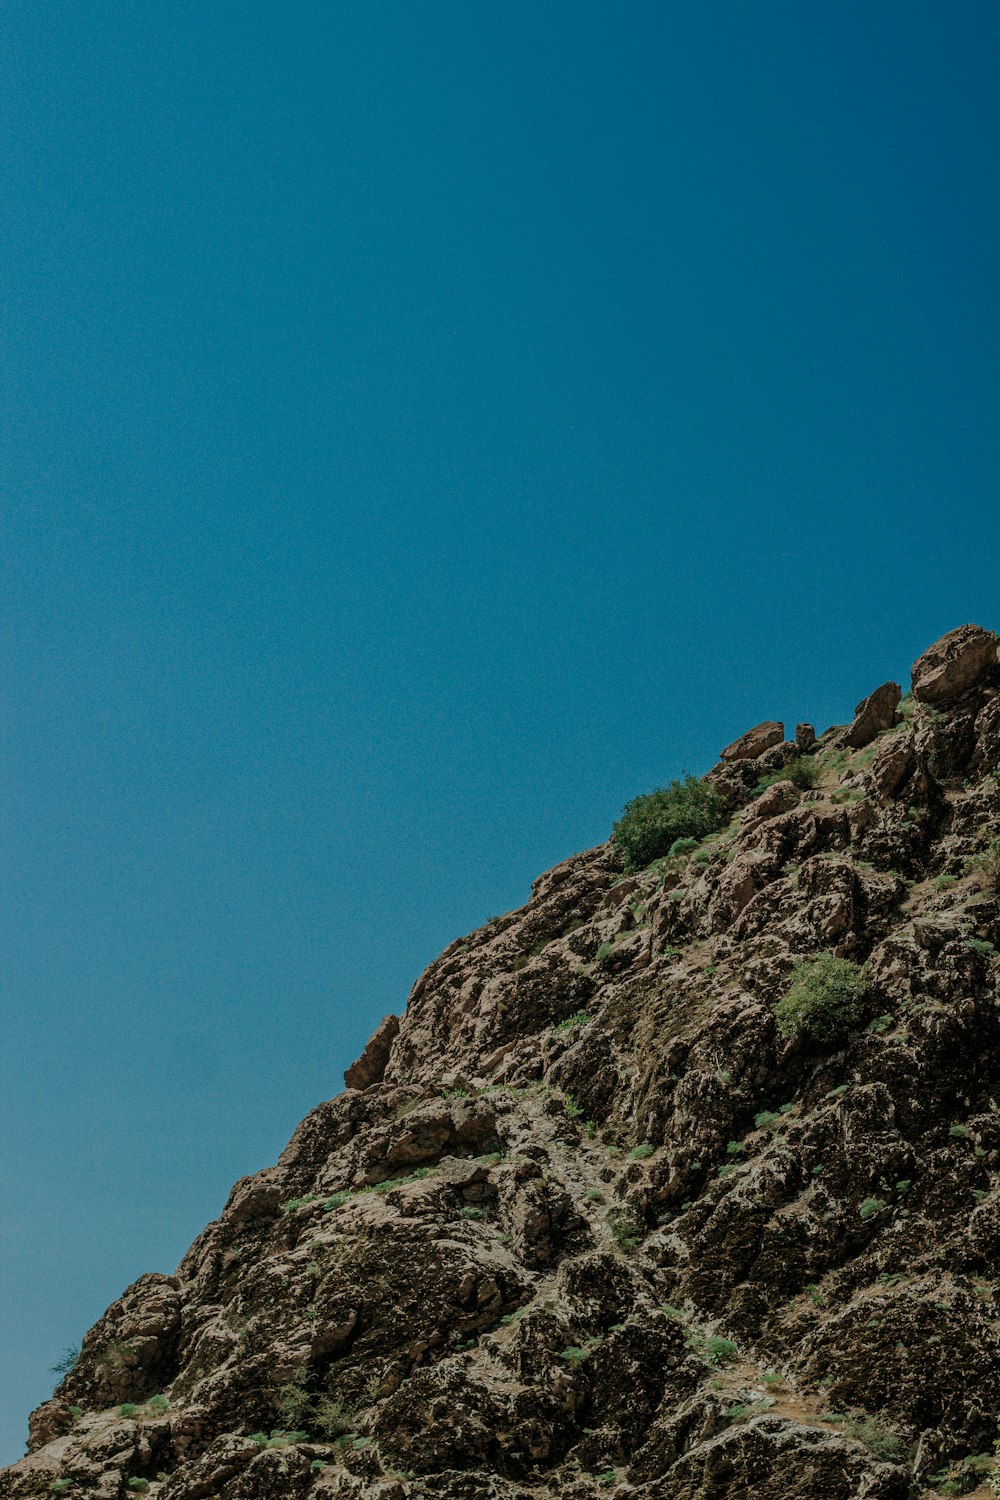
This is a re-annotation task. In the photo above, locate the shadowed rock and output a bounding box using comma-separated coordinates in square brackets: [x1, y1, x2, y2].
[344, 1012, 399, 1089]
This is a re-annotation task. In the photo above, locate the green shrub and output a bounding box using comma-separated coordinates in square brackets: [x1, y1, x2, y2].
[313, 1397, 352, 1439]
[629, 1143, 655, 1159]
[668, 836, 701, 858]
[127, 1482, 149, 1493]
[772, 954, 870, 1044]
[754, 1110, 780, 1129]
[594, 942, 614, 963]
[859, 1197, 887, 1220]
[685, 1331, 737, 1366]
[784, 756, 820, 790]
[118, 1404, 140, 1419]
[554, 1011, 590, 1032]
[607, 1209, 642, 1251]
[843, 1415, 905, 1462]
[277, 1370, 311, 1428]
[144, 1395, 169, 1415]
[613, 776, 726, 871]
[49, 1484, 73, 1495]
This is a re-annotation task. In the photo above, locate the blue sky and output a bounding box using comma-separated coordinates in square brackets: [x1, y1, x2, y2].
[2, 0, 999, 1462]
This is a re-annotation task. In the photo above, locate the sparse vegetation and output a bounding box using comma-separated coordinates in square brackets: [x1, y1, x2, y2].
[50, 1345, 79, 1378]
[554, 1010, 590, 1032]
[843, 1414, 905, 1462]
[685, 1331, 737, 1367]
[772, 953, 870, 1043]
[613, 775, 725, 871]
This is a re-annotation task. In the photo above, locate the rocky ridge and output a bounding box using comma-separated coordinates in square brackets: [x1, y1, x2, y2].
[4, 624, 1000, 1500]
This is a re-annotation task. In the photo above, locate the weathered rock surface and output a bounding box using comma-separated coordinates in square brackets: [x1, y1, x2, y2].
[4, 629, 1000, 1500]
[720, 722, 785, 763]
[835, 681, 901, 750]
[911, 623, 998, 704]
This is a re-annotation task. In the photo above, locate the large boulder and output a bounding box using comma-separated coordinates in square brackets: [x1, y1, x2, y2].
[720, 721, 784, 763]
[911, 624, 997, 703]
[836, 681, 901, 749]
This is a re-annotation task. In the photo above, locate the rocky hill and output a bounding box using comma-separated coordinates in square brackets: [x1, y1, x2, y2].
[5, 624, 1000, 1500]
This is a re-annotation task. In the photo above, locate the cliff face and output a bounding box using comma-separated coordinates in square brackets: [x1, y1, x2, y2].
[5, 625, 1000, 1500]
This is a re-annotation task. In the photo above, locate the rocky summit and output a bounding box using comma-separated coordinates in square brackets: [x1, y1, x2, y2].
[5, 625, 1000, 1500]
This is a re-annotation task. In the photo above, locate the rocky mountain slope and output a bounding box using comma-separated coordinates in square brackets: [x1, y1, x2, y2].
[5, 624, 1000, 1500]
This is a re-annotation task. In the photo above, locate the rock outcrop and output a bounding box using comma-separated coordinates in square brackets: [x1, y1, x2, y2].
[4, 626, 999, 1500]
[911, 624, 998, 705]
[720, 722, 785, 763]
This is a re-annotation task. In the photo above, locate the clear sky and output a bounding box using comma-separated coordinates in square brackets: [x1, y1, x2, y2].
[2, 0, 998, 1463]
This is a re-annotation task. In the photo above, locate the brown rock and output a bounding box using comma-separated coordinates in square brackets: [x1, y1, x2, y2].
[795, 722, 816, 751]
[836, 680, 901, 749]
[720, 720, 784, 762]
[911, 623, 998, 703]
[344, 1012, 399, 1089]
[866, 728, 915, 800]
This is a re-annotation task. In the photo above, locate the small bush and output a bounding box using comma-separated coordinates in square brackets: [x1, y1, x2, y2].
[784, 756, 820, 790]
[594, 942, 614, 963]
[668, 836, 701, 858]
[772, 954, 870, 1044]
[844, 1415, 904, 1462]
[554, 1011, 590, 1032]
[313, 1397, 352, 1439]
[859, 1197, 887, 1220]
[127, 1482, 149, 1494]
[277, 1369, 311, 1428]
[145, 1395, 169, 1415]
[118, 1404, 140, 1419]
[49, 1484, 73, 1495]
[629, 1143, 655, 1159]
[607, 1209, 642, 1251]
[50, 1345, 80, 1378]
[754, 1110, 780, 1129]
[685, 1331, 737, 1366]
[613, 776, 726, 871]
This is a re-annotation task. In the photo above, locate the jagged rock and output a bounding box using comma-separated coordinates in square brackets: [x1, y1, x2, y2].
[795, 722, 816, 751]
[911, 622, 998, 703]
[5, 625, 1000, 1500]
[720, 721, 785, 762]
[835, 680, 901, 750]
[344, 1012, 399, 1089]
